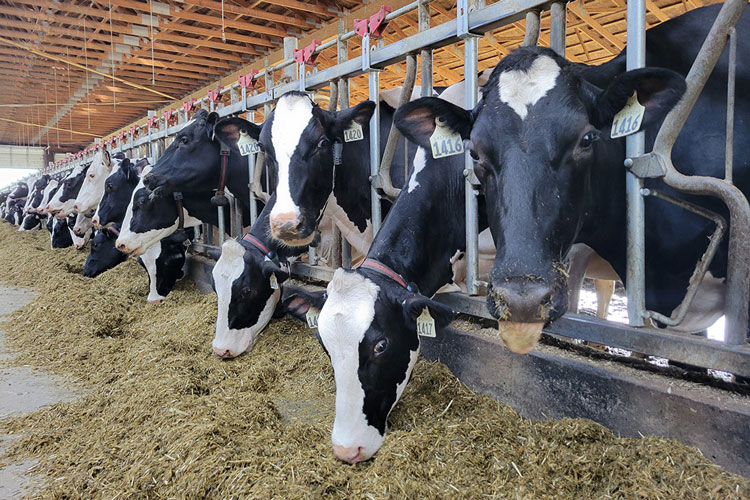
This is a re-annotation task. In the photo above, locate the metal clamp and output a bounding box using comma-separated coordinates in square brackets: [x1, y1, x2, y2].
[624, 152, 668, 179]
[238, 69, 259, 90]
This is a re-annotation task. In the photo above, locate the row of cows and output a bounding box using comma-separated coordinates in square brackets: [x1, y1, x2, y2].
[1, 4, 746, 465]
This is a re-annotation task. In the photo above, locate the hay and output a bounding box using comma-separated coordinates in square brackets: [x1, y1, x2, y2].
[0, 223, 748, 500]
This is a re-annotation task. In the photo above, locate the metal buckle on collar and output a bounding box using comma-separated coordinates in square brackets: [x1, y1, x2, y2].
[333, 141, 343, 166]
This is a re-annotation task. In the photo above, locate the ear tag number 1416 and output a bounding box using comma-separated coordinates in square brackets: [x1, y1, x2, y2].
[610, 91, 645, 139]
[238, 129, 261, 156]
[430, 117, 464, 159]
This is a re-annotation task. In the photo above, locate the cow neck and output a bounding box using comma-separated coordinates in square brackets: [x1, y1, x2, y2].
[365, 156, 478, 297]
[332, 132, 378, 234]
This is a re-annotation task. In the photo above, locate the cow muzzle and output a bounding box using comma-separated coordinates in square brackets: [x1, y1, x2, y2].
[487, 278, 559, 354]
[212, 347, 238, 359]
[332, 445, 365, 464]
[269, 212, 313, 246]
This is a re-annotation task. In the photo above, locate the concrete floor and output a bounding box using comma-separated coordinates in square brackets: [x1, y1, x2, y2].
[0, 287, 80, 500]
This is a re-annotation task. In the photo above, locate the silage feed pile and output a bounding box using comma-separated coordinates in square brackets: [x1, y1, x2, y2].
[0, 224, 747, 500]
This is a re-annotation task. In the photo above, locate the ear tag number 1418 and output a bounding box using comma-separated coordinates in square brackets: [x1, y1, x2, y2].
[610, 91, 645, 139]
[430, 117, 464, 159]
[238, 129, 261, 156]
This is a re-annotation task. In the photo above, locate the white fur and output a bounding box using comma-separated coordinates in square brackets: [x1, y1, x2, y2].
[211, 239, 280, 357]
[407, 147, 427, 193]
[318, 269, 384, 460]
[498, 55, 560, 120]
[39, 180, 59, 214]
[269, 94, 314, 221]
[47, 166, 84, 216]
[74, 151, 112, 214]
[141, 242, 166, 303]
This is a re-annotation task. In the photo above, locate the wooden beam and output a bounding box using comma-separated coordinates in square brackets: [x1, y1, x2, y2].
[570, 3, 625, 52]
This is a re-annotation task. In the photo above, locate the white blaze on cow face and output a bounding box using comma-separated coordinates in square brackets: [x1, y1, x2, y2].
[269, 94, 314, 224]
[406, 147, 427, 193]
[74, 151, 112, 213]
[39, 180, 59, 214]
[211, 239, 280, 358]
[48, 166, 84, 216]
[318, 269, 385, 462]
[498, 55, 560, 120]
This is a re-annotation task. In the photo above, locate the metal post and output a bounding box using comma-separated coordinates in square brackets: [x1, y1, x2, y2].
[365, 33, 383, 234]
[625, 0, 646, 327]
[725, 28, 736, 184]
[247, 110, 259, 226]
[418, 0, 433, 97]
[550, 2, 566, 57]
[523, 10, 541, 47]
[337, 21, 353, 269]
[460, 0, 481, 296]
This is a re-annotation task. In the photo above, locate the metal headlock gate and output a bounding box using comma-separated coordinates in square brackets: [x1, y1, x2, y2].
[44, 0, 750, 378]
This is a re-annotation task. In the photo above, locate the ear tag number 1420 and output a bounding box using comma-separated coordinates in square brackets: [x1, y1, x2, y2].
[238, 130, 261, 156]
[430, 117, 464, 159]
[344, 121, 364, 142]
[610, 91, 645, 139]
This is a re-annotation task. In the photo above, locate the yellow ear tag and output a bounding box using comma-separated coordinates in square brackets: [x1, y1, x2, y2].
[237, 129, 261, 156]
[416, 307, 436, 338]
[306, 307, 320, 329]
[429, 117, 464, 159]
[610, 91, 646, 139]
[344, 121, 364, 142]
[269, 273, 279, 290]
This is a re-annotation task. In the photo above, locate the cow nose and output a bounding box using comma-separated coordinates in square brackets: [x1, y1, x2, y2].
[147, 298, 163, 305]
[488, 278, 555, 323]
[73, 204, 79, 212]
[212, 347, 236, 359]
[270, 212, 302, 239]
[92, 217, 100, 227]
[116, 242, 129, 253]
[332, 445, 365, 464]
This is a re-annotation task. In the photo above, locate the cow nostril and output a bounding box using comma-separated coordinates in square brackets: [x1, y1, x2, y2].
[212, 347, 235, 359]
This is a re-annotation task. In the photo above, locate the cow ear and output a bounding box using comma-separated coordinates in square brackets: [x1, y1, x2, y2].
[206, 112, 220, 139]
[214, 117, 262, 147]
[593, 68, 686, 131]
[332, 100, 376, 137]
[261, 260, 289, 284]
[394, 97, 472, 150]
[281, 290, 327, 320]
[402, 295, 454, 330]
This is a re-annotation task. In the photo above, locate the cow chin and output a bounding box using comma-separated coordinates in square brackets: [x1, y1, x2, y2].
[497, 322, 544, 354]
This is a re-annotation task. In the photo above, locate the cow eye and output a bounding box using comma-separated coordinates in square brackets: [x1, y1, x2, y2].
[579, 131, 599, 149]
[373, 339, 388, 356]
[179, 136, 189, 145]
[105, 183, 112, 192]
[469, 149, 480, 161]
[317, 137, 330, 149]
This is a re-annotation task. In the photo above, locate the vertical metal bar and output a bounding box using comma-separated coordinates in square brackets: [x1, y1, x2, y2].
[419, 0, 433, 97]
[338, 22, 353, 269]
[625, 0, 646, 327]
[464, 35, 480, 296]
[725, 27, 736, 184]
[217, 205, 226, 246]
[366, 33, 383, 234]
[523, 10, 541, 47]
[247, 110, 258, 226]
[550, 2, 567, 57]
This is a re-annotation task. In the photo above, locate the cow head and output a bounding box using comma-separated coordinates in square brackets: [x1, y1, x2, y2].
[261, 92, 375, 245]
[83, 228, 126, 278]
[38, 180, 59, 215]
[74, 150, 120, 214]
[51, 217, 73, 248]
[93, 159, 140, 228]
[395, 47, 685, 353]
[47, 165, 89, 218]
[116, 167, 202, 256]
[19, 213, 41, 231]
[25, 176, 49, 214]
[290, 268, 452, 464]
[142, 110, 260, 196]
[211, 237, 289, 358]
[68, 213, 92, 249]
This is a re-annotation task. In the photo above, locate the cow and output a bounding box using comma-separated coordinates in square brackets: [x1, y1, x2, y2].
[281, 123, 477, 464]
[137, 229, 193, 303]
[70, 213, 94, 249]
[23, 175, 49, 215]
[19, 213, 43, 231]
[46, 164, 90, 218]
[73, 151, 125, 214]
[4, 198, 25, 225]
[93, 158, 142, 229]
[50, 216, 73, 249]
[211, 194, 309, 358]
[83, 226, 127, 277]
[394, 4, 745, 349]
[37, 180, 59, 215]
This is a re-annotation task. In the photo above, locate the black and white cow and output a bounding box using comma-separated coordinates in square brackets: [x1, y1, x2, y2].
[397, 4, 745, 346]
[4, 198, 25, 225]
[258, 92, 411, 253]
[23, 175, 49, 215]
[73, 151, 125, 214]
[46, 165, 90, 218]
[93, 158, 142, 229]
[50, 216, 73, 249]
[137, 228, 193, 303]
[37, 179, 59, 216]
[70, 212, 94, 249]
[211, 194, 308, 358]
[83, 226, 127, 278]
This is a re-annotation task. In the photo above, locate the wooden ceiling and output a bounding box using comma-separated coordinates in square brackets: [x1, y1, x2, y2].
[0, 0, 719, 154]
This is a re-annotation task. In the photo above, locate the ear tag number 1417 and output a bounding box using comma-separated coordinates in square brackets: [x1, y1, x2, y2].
[238, 129, 261, 156]
[610, 91, 645, 139]
[430, 117, 464, 159]
[417, 308, 436, 338]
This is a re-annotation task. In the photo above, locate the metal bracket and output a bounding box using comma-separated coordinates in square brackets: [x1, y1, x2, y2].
[457, 0, 482, 39]
[463, 166, 481, 186]
[624, 152, 668, 179]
